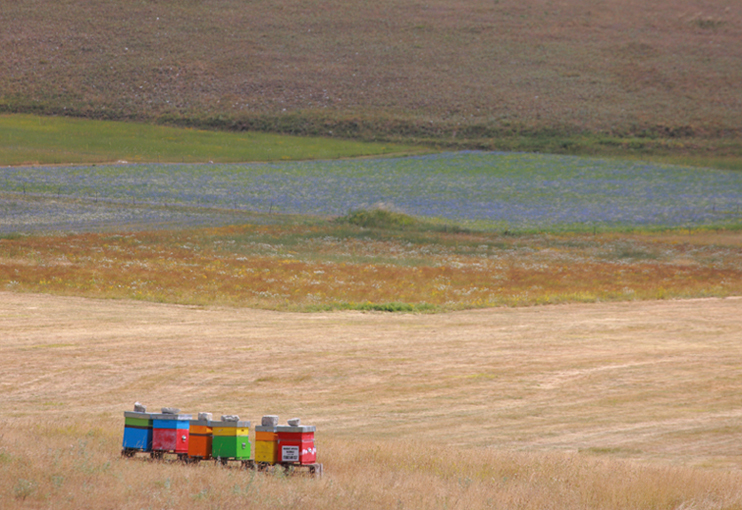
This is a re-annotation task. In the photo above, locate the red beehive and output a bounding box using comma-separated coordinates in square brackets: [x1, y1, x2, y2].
[276, 422, 316, 465]
[152, 411, 192, 455]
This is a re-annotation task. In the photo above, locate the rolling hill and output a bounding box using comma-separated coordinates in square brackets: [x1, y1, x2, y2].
[1, 0, 741, 160]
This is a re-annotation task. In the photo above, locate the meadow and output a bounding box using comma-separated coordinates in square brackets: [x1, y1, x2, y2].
[1, 218, 741, 312]
[2, 292, 742, 509]
[2, 145, 742, 311]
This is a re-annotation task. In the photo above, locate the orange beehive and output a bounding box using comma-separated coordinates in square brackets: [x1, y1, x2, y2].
[188, 418, 213, 460]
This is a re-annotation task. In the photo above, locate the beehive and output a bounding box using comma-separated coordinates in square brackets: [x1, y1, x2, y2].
[188, 417, 213, 460]
[152, 413, 192, 454]
[254, 425, 278, 464]
[211, 420, 251, 460]
[276, 425, 316, 465]
[122, 411, 153, 452]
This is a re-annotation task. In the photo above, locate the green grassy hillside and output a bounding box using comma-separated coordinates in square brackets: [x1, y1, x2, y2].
[1, 0, 741, 161]
[0, 114, 419, 165]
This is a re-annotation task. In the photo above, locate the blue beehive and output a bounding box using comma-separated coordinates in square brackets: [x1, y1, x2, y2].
[122, 411, 153, 453]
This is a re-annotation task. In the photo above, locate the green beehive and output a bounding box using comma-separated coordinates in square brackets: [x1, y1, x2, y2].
[211, 419, 251, 460]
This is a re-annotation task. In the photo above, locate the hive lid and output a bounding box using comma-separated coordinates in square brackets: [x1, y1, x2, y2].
[255, 425, 278, 432]
[212, 420, 251, 428]
[276, 425, 316, 433]
[151, 413, 193, 420]
[124, 411, 152, 419]
[189, 419, 212, 427]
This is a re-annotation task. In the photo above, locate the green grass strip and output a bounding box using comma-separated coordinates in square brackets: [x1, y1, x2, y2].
[0, 114, 422, 166]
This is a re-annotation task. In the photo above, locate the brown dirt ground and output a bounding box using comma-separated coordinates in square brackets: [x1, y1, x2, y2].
[2, 292, 741, 470]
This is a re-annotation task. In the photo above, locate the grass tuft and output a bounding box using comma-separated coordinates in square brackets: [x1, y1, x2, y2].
[307, 301, 438, 313]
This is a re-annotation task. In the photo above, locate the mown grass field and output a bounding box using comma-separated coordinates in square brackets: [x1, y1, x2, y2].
[1, 0, 741, 162]
[2, 292, 742, 509]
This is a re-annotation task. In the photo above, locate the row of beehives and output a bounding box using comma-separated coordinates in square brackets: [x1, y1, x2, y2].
[121, 403, 317, 466]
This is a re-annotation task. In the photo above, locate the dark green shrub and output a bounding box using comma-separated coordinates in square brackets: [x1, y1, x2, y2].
[339, 208, 418, 230]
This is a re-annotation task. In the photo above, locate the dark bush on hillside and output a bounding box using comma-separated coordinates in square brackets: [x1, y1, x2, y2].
[338, 208, 418, 229]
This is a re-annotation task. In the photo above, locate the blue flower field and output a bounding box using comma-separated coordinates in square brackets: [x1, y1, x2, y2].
[2, 152, 741, 233]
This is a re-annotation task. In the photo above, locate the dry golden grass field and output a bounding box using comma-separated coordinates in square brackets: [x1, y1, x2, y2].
[2, 291, 742, 509]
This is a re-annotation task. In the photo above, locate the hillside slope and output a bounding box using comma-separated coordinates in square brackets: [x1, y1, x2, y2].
[1, 0, 740, 154]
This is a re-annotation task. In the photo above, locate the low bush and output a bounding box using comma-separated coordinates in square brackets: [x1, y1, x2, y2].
[338, 208, 419, 230]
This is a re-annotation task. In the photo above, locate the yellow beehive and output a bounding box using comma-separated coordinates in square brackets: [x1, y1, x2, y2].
[254, 428, 278, 463]
[255, 441, 277, 463]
